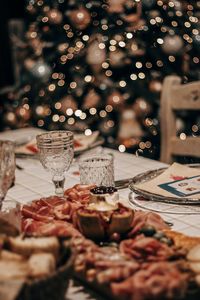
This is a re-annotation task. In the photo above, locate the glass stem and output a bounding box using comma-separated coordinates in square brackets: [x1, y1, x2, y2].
[52, 175, 65, 196]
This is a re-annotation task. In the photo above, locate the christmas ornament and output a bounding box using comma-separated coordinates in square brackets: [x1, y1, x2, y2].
[25, 60, 52, 82]
[149, 79, 162, 93]
[107, 0, 126, 13]
[118, 108, 143, 139]
[83, 89, 101, 110]
[132, 98, 152, 117]
[69, 7, 91, 30]
[47, 9, 63, 24]
[109, 50, 125, 67]
[107, 90, 125, 108]
[60, 95, 77, 113]
[161, 34, 184, 55]
[86, 36, 106, 71]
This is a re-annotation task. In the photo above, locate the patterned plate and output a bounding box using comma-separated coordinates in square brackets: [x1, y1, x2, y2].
[129, 164, 200, 205]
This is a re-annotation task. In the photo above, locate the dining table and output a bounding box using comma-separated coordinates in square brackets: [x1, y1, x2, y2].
[2, 128, 200, 300]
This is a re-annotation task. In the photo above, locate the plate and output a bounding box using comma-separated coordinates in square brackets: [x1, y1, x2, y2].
[129, 164, 200, 205]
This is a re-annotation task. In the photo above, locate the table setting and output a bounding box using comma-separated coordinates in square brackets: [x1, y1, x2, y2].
[0, 128, 200, 300]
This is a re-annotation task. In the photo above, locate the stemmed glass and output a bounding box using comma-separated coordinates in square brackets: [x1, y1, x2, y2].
[36, 131, 74, 196]
[0, 141, 16, 210]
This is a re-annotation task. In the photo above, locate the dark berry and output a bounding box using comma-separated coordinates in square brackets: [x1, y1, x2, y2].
[90, 186, 117, 194]
[140, 226, 156, 237]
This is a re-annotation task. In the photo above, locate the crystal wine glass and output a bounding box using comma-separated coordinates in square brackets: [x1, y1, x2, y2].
[36, 131, 74, 196]
[0, 141, 16, 210]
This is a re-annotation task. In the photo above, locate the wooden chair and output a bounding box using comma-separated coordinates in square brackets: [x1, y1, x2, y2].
[160, 75, 200, 164]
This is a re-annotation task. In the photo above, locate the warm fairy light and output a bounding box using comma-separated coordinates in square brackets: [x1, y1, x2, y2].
[7, 112, 15, 122]
[89, 108, 97, 115]
[118, 145, 126, 152]
[82, 35, 89, 41]
[66, 108, 73, 116]
[68, 117, 75, 125]
[52, 114, 59, 122]
[157, 38, 164, 44]
[169, 56, 175, 62]
[130, 74, 137, 80]
[126, 33, 133, 39]
[109, 46, 116, 51]
[85, 129, 92, 136]
[102, 62, 109, 69]
[99, 43, 105, 49]
[180, 133, 187, 140]
[105, 70, 112, 76]
[119, 41, 125, 47]
[38, 120, 44, 127]
[110, 39, 117, 45]
[52, 73, 59, 79]
[58, 80, 65, 86]
[136, 62, 142, 68]
[105, 105, 113, 112]
[192, 125, 198, 132]
[80, 112, 86, 120]
[119, 80, 126, 87]
[75, 109, 82, 117]
[48, 84, 56, 92]
[99, 110, 107, 118]
[59, 115, 66, 122]
[84, 75, 92, 82]
[70, 82, 77, 89]
[138, 72, 145, 79]
[55, 102, 61, 109]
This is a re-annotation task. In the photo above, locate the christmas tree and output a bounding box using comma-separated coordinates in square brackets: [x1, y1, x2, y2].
[1, 0, 200, 159]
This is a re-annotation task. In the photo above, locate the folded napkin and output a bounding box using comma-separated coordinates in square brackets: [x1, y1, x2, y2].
[15, 131, 100, 155]
[135, 163, 200, 198]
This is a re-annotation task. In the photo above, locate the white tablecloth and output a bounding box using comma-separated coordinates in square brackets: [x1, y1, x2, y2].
[2, 129, 200, 300]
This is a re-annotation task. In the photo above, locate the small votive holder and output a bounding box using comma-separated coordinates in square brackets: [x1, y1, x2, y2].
[78, 153, 114, 187]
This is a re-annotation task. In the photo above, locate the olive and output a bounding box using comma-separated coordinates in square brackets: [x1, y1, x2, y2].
[153, 231, 165, 240]
[140, 226, 156, 237]
[160, 237, 174, 246]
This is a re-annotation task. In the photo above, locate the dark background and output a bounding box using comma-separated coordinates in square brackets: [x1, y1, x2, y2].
[0, 0, 25, 88]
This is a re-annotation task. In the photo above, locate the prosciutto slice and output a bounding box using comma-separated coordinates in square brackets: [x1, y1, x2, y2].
[120, 235, 174, 262]
[128, 210, 169, 236]
[111, 262, 188, 300]
[22, 218, 81, 237]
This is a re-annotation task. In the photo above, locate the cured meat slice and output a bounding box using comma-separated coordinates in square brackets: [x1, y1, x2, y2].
[128, 210, 169, 236]
[22, 218, 81, 238]
[120, 235, 174, 262]
[111, 262, 188, 300]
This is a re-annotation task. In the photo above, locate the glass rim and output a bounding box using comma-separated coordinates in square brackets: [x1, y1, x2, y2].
[0, 140, 15, 147]
[36, 130, 73, 142]
[79, 153, 113, 162]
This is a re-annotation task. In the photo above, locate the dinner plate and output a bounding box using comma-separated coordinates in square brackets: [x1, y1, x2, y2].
[129, 164, 200, 205]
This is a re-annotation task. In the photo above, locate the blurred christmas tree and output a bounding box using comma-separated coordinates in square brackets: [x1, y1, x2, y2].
[1, 0, 200, 159]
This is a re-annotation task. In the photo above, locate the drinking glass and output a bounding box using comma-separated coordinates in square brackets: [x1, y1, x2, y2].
[36, 131, 74, 196]
[0, 141, 16, 210]
[79, 153, 114, 186]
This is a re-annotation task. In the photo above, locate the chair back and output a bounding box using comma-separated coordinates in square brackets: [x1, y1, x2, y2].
[160, 75, 200, 163]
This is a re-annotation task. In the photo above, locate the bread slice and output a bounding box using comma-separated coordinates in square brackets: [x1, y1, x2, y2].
[28, 253, 56, 278]
[0, 250, 24, 261]
[0, 260, 28, 280]
[8, 236, 59, 257]
[164, 230, 200, 251]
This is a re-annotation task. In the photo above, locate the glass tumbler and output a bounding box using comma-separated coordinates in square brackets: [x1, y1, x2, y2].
[79, 153, 114, 186]
[0, 141, 16, 210]
[36, 131, 74, 196]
